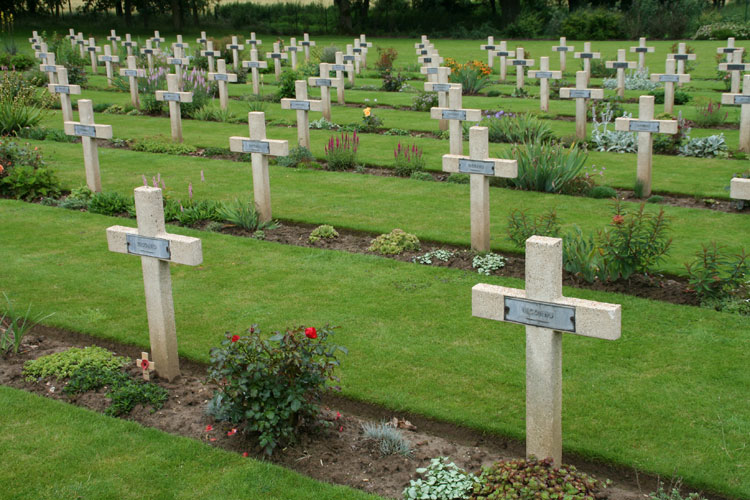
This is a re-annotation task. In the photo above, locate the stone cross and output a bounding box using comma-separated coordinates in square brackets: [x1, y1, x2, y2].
[107, 29, 121, 52]
[122, 33, 137, 57]
[209, 59, 237, 110]
[472, 235, 621, 465]
[98, 45, 120, 86]
[63, 99, 112, 193]
[39, 52, 58, 84]
[106, 186, 203, 381]
[281, 80, 322, 149]
[150, 30, 165, 49]
[650, 58, 690, 114]
[196, 31, 208, 51]
[137, 352, 156, 381]
[430, 85, 481, 155]
[34, 42, 50, 63]
[480, 36, 497, 69]
[301, 33, 315, 62]
[605, 49, 636, 98]
[345, 44, 361, 82]
[202, 41, 221, 73]
[442, 126, 517, 251]
[424, 67, 453, 131]
[528, 57, 561, 112]
[668, 43, 696, 85]
[507, 48, 534, 90]
[333, 52, 353, 104]
[730, 177, 750, 203]
[574, 42, 600, 85]
[717, 37, 739, 62]
[48, 66, 81, 123]
[228, 112, 289, 223]
[352, 42, 365, 75]
[155, 74, 193, 143]
[495, 41, 510, 82]
[358, 34, 373, 68]
[119, 55, 146, 108]
[86, 37, 101, 74]
[721, 74, 750, 152]
[140, 39, 158, 73]
[308, 63, 342, 121]
[28, 30, 41, 45]
[629, 37, 654, 71]
[718, 50, 747, 94]
[242, 48, 268, 95]
[227, 36, 244, 72]
[552, 37, 574, 72]
[246, 32, 262, 50]
[560, 71, 604, 140]
[615, 95, 677, 197]
[266, 42, 288, 80]
[68, 28, 77, 48]
[287, 37, 301, 70]
[419, 50, 444, 82]
[172, 34, 189, 53]
[75, 32, 87, 58]
[167, 46, 190, 89]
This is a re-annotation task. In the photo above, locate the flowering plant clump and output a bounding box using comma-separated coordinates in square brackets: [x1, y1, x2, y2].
[206, 325, 347, 455]
[324, 131, 359, 171]
[361, 106, 383, 131]
[136, 62, 216, 117]
[393, 142, 425, 177]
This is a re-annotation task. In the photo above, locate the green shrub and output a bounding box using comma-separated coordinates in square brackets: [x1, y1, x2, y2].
[450, 66, 491, 95]
[23, 346, 128, 381]
[375, 47, 398, 72]
[16, 126, 76, 143]
[447, 173, 470, 184]
[217, 198, 279, 232]
[481, 112, 554, 144]
[174, 199, 222, 226]
[560, 7, 625, 40]
[650, 89, 691, 105]
[685, 242, 748, 302]
[59, 185, 93, 210]
[693, 99, 728, 128]
[9, 53, 34, 70]
[647, 195, 664, 203]
[0, 71, 53, 134]
[649, 484, 706, 500]
[589, 185, 617, 199]
[360, 107, 383, 132]
[309, 224, 339, 243]
[277, 146, 314, 168]
[393, 142, 425, 177]
[381, 69, 407, 92]
[320, 45, 339, 63]
[361, 421, 412, 457]
[507, 142, 589, 194]
[410, 171, 434, 182]
[0, 159, 61, 201]
[404, 457, 477, 500]
[1, 293, 53, 356]
[87, 191, 134, 216]
[206, 325, 347, 455]
[131, 139, 197, 155]
[368, 229, 420, 255]
[189, 104, 236, 123]
[412, 249, 454, 265]
[276, 69, 299, 99]
[324, 132, 359, 171]
[507, 208, 561, 249]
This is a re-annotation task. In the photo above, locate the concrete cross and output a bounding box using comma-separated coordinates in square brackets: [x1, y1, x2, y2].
[718, 50, 747, 94]
[122, 33, 137, 57]
[721, 74, 750, 152]
[605, 49, 636, 98]
[629, 37, 654, 71]
[333, 52, 354, 104]
[345, 44, 361, 82]
[281, 80, 323, 149]
[140, 39, 158, 73]
[507, 48, 534, 90]
[196, 31, 208, 51]
[98, 45, 120, 86]
[552, 37, 574, 72]
[48, 66, 81, 123]
[28, 30, 41, 45]
[357, 34, 373, 68]
[560, 71, 604, 139]
[209, 59, 237, 110]
[229, 112, 289, 223]
[167, 45, 190, 89]
[730, 177, 750, 203]
[155, 74, 193, 143]
[63, 99, 113, 193]
[415, 43, 435, 61]
[480, 36, 498, 69]
[286, 37, 302, 70]
[615, 95, 677, 197]
[172, 34, 189, 53]
[150, 30, 165, 50]
[668, 43, 696, 86]
[415, 35, 430, 48]
[107, 29, 121, 52]
[430, 85, 481, 156]
[245, 32, 262, 49]
[717, 37, 739, 62]
[39, 52, 58, 84]
[242, 48, 268, 95]
[352, 42, 365, 75]
[34, 42, 51, 63]
[106, 186, 203, 381]
[528, 57, 562, 112]
[473, 235, 621, 465]
[227, 35, 244, 72]
[119, 55, 146, 108]
[419, 50, 444, 82]
[650, 58, 690, 114]
[137, 352, 156, 381]
[301, 33, 315, 62]
[308, 63, 342, 121]
[574, 42, 600, 85]
[495, 41, 510, 82]
[442, 126, 517, 251]
[86, 37, 101, 74]
[68, 28, 77, 48]
[266, 41, 288, 80]
[424, 67, 453, 131]
[75, 32, 87, 58]
[202, 40, 221, 73]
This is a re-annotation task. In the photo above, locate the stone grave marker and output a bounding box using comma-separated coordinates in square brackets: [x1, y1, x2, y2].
[718, 50, 747, 94]
[196, 31, 208, 51]
[308, 63, 342, 121]
[473, 235, 621, 464]
[424, 67, 454, 131]
[495, 41, 510, 82]
[574, 42, 600, 85]
[287, 37, 301, 70]
[352, 42, 364, 75]
[281, 80, 322, 149]
[668, 43, 696, 86]
[140, 39, 158, 72]
[229, 112, 289, 223]
[119, 55, 146, 108]
[560, 71, 604, 139]
[107, 29, 121, 52]
[63, 99, 112, 193]
[615, 95, 677, 197]
[107, 186, 203, 381]
[345, 44, 361, 82]
[75, 32, 87, 58]
[167, 45, 190, 89]
[39, 51, 58, 84]
[333, 52, 354, 104]
[507, 48, 534, 90]
[245, 32, 262, 50]
[430, 85, 481, 155]
[629, 37, 654, 71]
[155, 74, 193, 142]
[150, 30, 165, 49]
[650, 58, 690, 114]
[301, 33, 315, 62]
[68, 28, 77, 48]
[227, 36, 244, 72]
[98, 45, 120, 86]
[605, 49, 636, 98]
[208, 59, 237, 110]
[442, 126, 518, 251]
[730, 177, 750, 202]
[122, 33, 137, 57]
[137, 352, 156, 381]
[717, 37, 739, 62]
[86, 37, 101, 74]
[242, 48, 268, 95]
[358, 34, 373, 68]
[266, 41, 288, 80]
[528, 57, 561, 112]
[28, 30, 41, 45]
[48, 66, 81, 123]
[552, 37, 574, 72]
[722, 74, 750, 152]
[33, 41, 50, 63]
[202, 40, 221, 73]
[419, 49, 444, 82]
[480, 36, 498, 69]
[172, 34, 189, 53]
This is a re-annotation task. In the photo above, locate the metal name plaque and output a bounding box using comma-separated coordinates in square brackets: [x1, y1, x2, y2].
[496, 51, 511, 56]
[442, 110, 466, 120]
[417, 43, 424, 49]
[228, 44, 240, 49]
[123, 42, 134, 47]
[727, 64, 746, 71]
[659, 75, 680, 82]
[612, 62, 630, 69]
[360, 42, 369, 47]
[301, 41, 310, 46]
[426, 67, 438, 74]
[568, 89, 591, 98]
[142, 49, 154, 54]
[555, 47, 570, 51]
[167, 58, 183, 65]
[420, 50, 428, 55]
[353, 48, 362, 53]
[245, 61, 260, 68]
[723, 48, 737, 53]
[248, 39, 259, 44]
[205, 51, 219, 56]
[484, 45, 495, 50]
[74, 124, 97, 137]
[629, 120, 660, 132]
[290, 100, 311, 110]
[432, 83, 451, 92]
[122, 69, 138, 77]
[271, 53, 282, 59]
[242, 140, 270, 154]
[100, 56, 113, 62]
[422, 57, 432, 63]
[343, 55, 355, 61]
[512, 60, 527, 65]
[316, 78, 332, 86]
[42, 65, 57, 72]
[504, 297, 576, 332]
[534, 71, 553, 78]
[214, 74, 229, 81]
[288, 47, 297, 51]
[673, 54, 689, 60]
[126, 234, 171, 260]
[459, 159, 494, 176]
[197, 38, 206, 43]
[54, 86, 70, 94]
[734, 95, 750, 104]
[332, 64, 347, 71]
[87, 46, 97, 51]
[174, 43, 187, 48]
[579, 53, 594, 59]
[161, 92, 181, 102]
[635, 47, 649, 53]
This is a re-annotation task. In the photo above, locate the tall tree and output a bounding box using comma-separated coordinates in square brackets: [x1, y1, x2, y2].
[334, 0, 353, 32]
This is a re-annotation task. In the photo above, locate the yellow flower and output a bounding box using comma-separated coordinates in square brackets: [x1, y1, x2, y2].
[363, 107, 371, 117]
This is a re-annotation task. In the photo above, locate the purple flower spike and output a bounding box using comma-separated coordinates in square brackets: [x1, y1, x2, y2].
[152, 176, 157, 187]
[200, 170, 205, 182]
[142, 174, 148, 186]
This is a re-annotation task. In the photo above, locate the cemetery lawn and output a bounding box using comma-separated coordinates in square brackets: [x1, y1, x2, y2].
[2, 200, 749, 498]
[0, 386, 379, 500]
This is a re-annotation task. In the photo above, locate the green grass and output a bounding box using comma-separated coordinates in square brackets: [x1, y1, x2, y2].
[0, 386, 379, 499]
[1, 200, 749, 498]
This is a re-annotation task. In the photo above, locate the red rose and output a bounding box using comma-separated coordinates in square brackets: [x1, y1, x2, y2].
[205, 425, 213, 432]
[242, 452, 249, 457]
[305, 327, 317, 339]
[141, 359, 149, 370]
[612, 215, 625, 225]
[231, 335, 240, 343]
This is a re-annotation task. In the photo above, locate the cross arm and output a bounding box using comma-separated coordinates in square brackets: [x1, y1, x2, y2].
[155, 91, 193, 103]
[243, 60, 268, 69]
[208, 72, 238, 82]
[442, 154, 517, 178]
[559, 88, 604, 99]
[419, 55, 444, 64]
[668, 53, 696, 61]
[167, 57, 190, 65]
[48, 83, 81, 95]
[120, 68, 146, 77]
[64, 121, 113, 139]
[718, 62, 749, 71]
[730, 178, 750, 200]
[281, 98, 323, 112]
[552, 45, 574, 51]
[430, 107, 482, 121]
[331, 63, 353, 72]
[245, 39, 263, 46]
[574, 52, 601, 59]
[266, 52, 289, 60]
[630, 46, 655, 53]
[106, 225, 203, 266]
[507, 58, 535, 66]
[229, 137, 289, 157]
[605, 60, 636, 69]
[528, 69, 562, 79]
[615, 117, 678, 134]
[471, 284, 621, 340]
[650, 73, 690, 83]
[98, 54, 120, 63]
[307, 76, 344, 87]
[424, 82, 460, 92]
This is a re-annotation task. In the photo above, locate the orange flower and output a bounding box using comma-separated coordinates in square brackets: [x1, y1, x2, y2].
[0, 164, 4, 175]
[363, 107, 371, 117]
[612, 215, 625, 224]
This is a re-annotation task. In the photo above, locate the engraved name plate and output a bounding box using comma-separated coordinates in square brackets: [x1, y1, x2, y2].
[167, 58, 184, 65]
[420, 50, 428, 55]
[123, 42, 134, 47]
[290, 100, 311, 110]
[228, 44, 240, 49]
[87, 46, 97, 51]
[484, 45, 495, 50]
[723, 48, 737, 53]
[74, 124, 96, 137]
[579, 53, 594, 58]
[122, 69, 139, 77]
[512, 59, 527, 65]
[504, 297, 576, 332]
[353, 48, 362, 53]
[42, 65, 57, 72]
[54, 85, 70, 94]
[301, 41, 310, 46]
[343, 55, 355, 61]
[161, 92, 181, 101]
[635, 47, 649, 53]
[332, 64, 347, 71]
[245, 61, 260, 68]
[659, 74, 680, 82]
[442, 110, 467, 120]
[270, 53, 282, 59]
[242, 140, 270, 154]
[316, 78, 332, 86]
[459, 159, 494, 176]
[629, 120, 660, 132]
[174, 43, 187, 48]
[213, 74, 229, 81]
[727, 64, 746, 71]
[734, 95, 750, 104]
[673, 54, 689, 60]
[142, 49, 154, 54]
[612, 62, 630, 69]
[568, 89, 591, 98]
[426, 67, 438, 74]
[496, 51, 511, 56]
[126, 234, 171, 260]
[555, 47, 570, 51]
[287, 46, 297, 51]
[422, 57, 432, 63]
[100, 56, 113, 62]
[197, 38, 206, 43]
[416, 43, 425, 49]
[432, 83, 451, 92]
[534, 71, 553, 78]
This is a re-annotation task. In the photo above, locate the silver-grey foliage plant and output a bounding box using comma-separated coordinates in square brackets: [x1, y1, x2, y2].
[403, 457, 478, 500]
